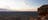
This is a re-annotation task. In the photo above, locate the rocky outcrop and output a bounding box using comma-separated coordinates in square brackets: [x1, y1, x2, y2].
[37, 4, 48, 20]
[38, 4, 48, 16]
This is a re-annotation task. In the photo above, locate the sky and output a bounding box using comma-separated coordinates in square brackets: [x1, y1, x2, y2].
[0, 0, 48, 11]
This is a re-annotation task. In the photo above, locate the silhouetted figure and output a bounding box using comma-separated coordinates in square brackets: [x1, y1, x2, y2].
[38, 4, 48, 20]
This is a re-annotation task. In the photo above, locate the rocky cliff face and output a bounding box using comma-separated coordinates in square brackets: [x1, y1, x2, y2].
[38, 4, 48, 16]
[37, 4, 48, 20]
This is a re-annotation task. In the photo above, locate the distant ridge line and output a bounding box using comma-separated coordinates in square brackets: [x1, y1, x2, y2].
[0, 11, 37, 12]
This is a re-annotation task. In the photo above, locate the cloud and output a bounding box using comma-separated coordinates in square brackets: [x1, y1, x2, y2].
[0, 0, 37, 11]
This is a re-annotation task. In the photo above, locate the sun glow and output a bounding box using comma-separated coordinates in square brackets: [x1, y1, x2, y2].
[0, 0, 37, 11]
